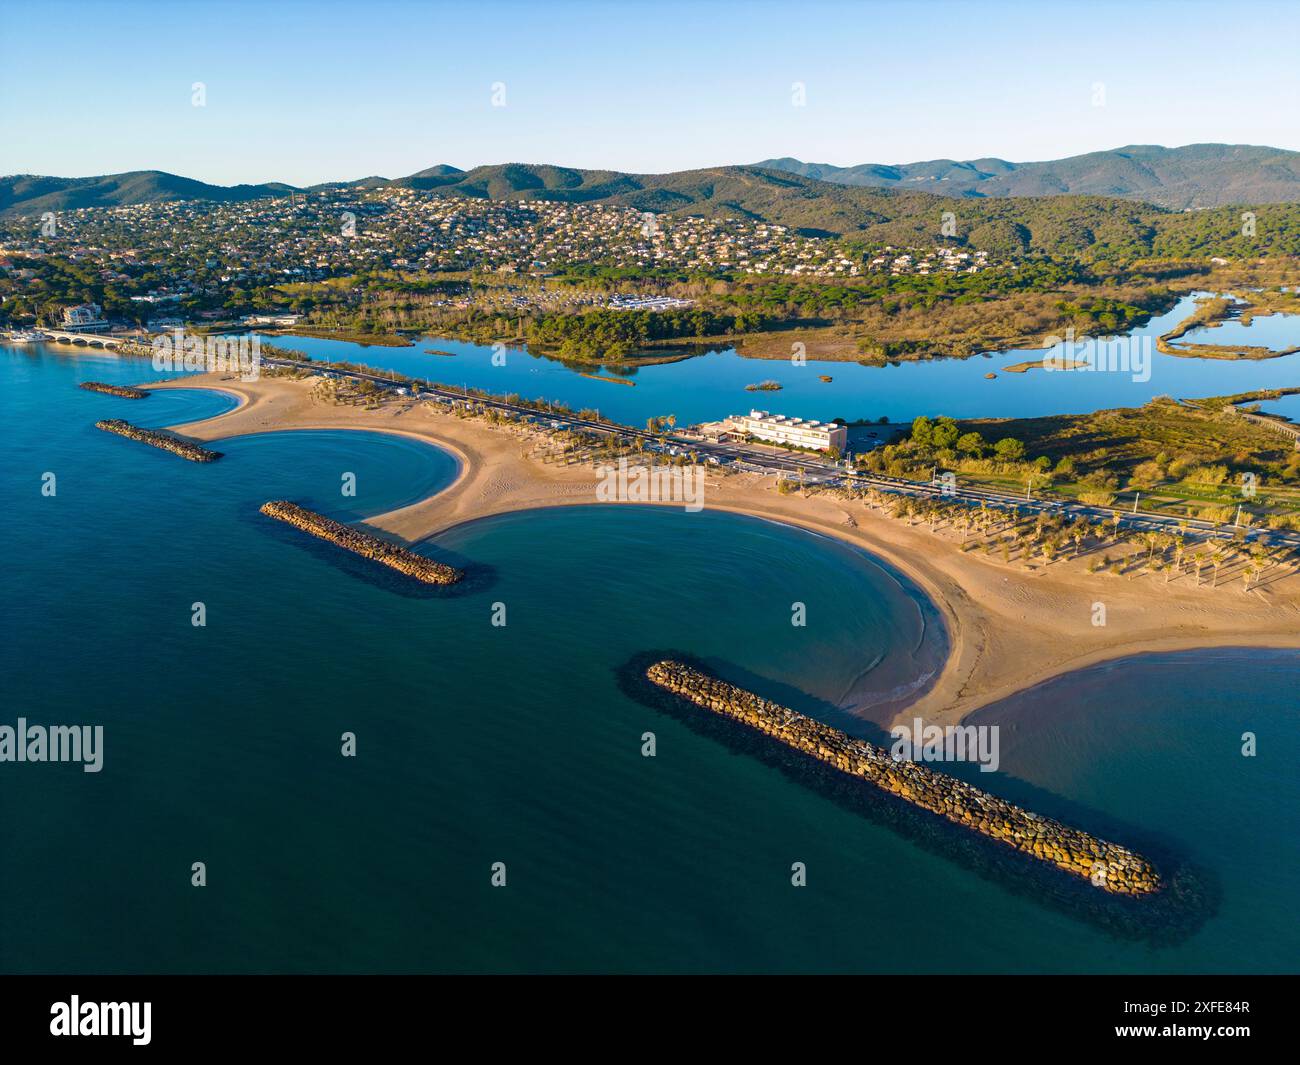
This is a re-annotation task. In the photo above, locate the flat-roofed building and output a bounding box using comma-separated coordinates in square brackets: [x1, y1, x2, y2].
[62, 303, 109, 332]
[734, 409, 847, 452]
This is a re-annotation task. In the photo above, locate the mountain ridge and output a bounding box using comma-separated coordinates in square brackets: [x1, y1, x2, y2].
[753, 144, 1300, 209]
[5, 153, 1300, 260]
[7, 144, 1300, 220]
[0, 170, 297, 216]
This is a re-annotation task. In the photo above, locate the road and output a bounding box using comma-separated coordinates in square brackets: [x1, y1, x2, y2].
[265, 357, 1300, 551]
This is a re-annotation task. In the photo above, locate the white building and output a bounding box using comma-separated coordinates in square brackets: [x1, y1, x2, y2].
[62, 303, 109, 331]
[734, 409, 847, 452]
[239, 312, 303, 327]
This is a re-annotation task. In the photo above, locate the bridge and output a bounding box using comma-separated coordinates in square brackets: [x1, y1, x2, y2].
[40, 330, 129, 348]
[1233, 406, 1300, 450]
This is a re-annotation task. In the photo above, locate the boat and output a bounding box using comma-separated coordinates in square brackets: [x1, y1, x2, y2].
[6, 330, 47, 345]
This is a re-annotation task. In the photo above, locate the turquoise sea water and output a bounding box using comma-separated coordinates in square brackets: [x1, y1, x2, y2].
[248, 293, 1300, 427]
[1, 343, 1297, 973]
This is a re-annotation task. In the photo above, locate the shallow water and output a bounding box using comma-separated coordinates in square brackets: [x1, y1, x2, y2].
[243, 292, 1300, 426]
[1253, 392, 1300, 421]
[1182, 308, 1300, 352]
[2, 342, 1298, 973]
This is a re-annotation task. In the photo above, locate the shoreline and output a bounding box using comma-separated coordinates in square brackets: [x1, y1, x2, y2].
[146, 370, 1300, 728]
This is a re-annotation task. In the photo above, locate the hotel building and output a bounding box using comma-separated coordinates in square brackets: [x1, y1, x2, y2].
[733, 409, 847, 452]
[62, 303, 110, 332]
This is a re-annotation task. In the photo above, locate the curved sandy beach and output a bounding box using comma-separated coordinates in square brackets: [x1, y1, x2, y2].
[149, 370, 1300, 727]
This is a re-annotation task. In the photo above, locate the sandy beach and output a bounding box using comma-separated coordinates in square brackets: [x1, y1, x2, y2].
[150, 370, 1300, 727]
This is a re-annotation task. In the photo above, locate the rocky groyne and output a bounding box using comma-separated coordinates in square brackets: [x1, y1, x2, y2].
[95, 420, 222, 462]
[113, 341, 158, 358]
[260, 501, 463, 586]
[645, 659, 1161, 897]
[80, 381, 149, 399]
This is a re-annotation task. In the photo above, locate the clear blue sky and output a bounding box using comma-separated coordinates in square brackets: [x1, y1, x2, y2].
[3, 0, 1297, 185]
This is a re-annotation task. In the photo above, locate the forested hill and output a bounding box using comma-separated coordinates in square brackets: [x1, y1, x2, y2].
[755, 144, 1300, 210]
[383, 161, 1300, 260]
[0, 171, 293, 216]
[6, 160, 1300, 259]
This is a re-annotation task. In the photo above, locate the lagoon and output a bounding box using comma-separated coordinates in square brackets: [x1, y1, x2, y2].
[250, 293, 1300, 427]
[1253, 392, 1300, 421]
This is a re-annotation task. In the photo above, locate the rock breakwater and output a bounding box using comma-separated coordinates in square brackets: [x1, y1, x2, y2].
[259, 501, 463, 586]
[645, 659, 1161, 897]
[95, 419, 222, 462]
[80, 381, 149, 399]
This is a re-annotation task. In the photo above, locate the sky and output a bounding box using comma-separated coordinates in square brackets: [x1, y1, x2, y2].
[3, 0, 1298, 186]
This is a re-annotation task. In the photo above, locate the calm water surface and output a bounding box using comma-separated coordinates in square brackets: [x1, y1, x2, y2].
[245, 293, 1300, 426]
[1254, 392, 1300, 421]
[2, 342, 1297, 973]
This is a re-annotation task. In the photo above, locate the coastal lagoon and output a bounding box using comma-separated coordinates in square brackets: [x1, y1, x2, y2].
[1254, 391, 1300, 422]
[2, 342, 1298, 973]
[1181, 307, 1300, 352]
[251, 293, 1300, 427]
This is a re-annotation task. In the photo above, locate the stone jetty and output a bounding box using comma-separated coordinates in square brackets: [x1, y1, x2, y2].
[113, 341, 158, 358]
[259, 501, 463, 586]
[95, 420, 222, 462]
[645, 659, 1160, 896]
[80, 381, 149, 399]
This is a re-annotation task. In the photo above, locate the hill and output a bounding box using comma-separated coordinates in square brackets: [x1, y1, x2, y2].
[389, 162, 1300, 260]
[755, 145, 1300, 209]
[6, 159, 1300, 260]
[0, 170, 294, 216]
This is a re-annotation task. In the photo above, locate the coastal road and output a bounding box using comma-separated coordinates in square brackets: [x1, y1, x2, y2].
[265, 357, 1300, 552]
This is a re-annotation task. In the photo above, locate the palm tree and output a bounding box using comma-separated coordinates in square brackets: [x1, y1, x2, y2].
[1248, 544, 1272, 588]
[958, 509, 975, 547]
[1070, 519, 1087, 557]
[1125, 535, 1144, 579]
[1143, 530, 1163, 563]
